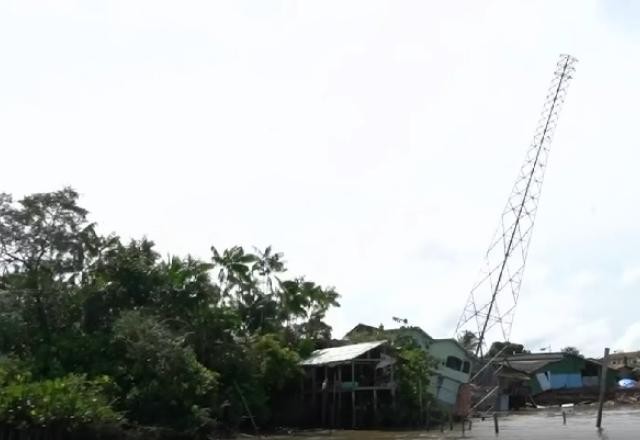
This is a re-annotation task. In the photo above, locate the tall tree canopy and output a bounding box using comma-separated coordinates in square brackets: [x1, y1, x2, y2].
[486, 341, 529, 359]
[561, 346, 581, 356]
[457, 330, 480, 354]
[0, 188, 341, 434]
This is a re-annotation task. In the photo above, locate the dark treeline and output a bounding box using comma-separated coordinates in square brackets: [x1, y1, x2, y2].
[0, 188, 434, 439]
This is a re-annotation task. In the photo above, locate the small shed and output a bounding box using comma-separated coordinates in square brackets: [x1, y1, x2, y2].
[300, 340, 396, 428]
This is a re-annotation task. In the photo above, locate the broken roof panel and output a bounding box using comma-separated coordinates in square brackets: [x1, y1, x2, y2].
[502, 353, 565, 361]
[300, 340, 386, 366]
[502, 359, 558, 374]
[500, 352, 606, 375]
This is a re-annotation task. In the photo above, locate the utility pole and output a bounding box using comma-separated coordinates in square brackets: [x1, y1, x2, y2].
[596, 347, 610, 428]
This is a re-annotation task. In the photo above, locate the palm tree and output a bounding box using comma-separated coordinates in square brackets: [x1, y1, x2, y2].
[561, 346, 581, 356]
[458, 330, 480, 353]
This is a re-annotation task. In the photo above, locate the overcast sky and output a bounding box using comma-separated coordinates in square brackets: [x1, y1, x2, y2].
[1, 1, 639, 357]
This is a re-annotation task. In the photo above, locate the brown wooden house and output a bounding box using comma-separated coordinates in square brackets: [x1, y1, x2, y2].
[300, 340, 395, 428]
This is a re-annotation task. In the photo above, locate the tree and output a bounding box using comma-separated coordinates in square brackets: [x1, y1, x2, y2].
[0, 187, 344, 434]
[112, 311, 219, 429]
[457, 330, 480, 353]
[390, 334, 437, 426]
[392, 316, 409, 326]
[486, 341, 529, 359]
[561, 346, 581, 356]
[0, 188, 104, 372]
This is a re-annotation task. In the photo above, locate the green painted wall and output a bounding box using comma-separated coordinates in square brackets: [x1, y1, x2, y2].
[429, 340, 472, 383]
[383, 327, 432, 350]
[529, 356, 617, 394]
[427, 340, 472, 406]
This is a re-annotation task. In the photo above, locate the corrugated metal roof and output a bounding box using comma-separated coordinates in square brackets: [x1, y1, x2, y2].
[498, 353, 564, 374]
[502, 359, 556, 374]
[503, 353, 564, 362]
[300, 340, 387, 366]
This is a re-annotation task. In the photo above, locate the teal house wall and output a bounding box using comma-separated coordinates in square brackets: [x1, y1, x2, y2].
[427, 339, 473, 407]
[515, 355, 617, 395]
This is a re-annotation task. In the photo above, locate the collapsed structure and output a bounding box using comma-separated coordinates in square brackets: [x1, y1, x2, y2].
[474, 351, 617, 410]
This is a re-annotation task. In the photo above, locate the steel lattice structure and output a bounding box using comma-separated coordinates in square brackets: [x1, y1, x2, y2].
[455, 54, 578, 356]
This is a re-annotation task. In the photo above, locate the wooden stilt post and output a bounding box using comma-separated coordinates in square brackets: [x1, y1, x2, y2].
[322, 366, 328, 426]
[311, 368, 317, 418]
[373, 389, 378, 427]
[332, 370, 337, 428]
[351, 361, 356, 428]
[425, 400, 431, 429]
[337, 367, 342, 427]
[300, 374, 305, 424]
[596, 347, 610, 429]
[390, 363, 396, 411]
[373, 358, 378, 427]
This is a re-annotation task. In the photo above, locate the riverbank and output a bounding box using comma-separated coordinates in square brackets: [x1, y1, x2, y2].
[266, 406, 640, 439]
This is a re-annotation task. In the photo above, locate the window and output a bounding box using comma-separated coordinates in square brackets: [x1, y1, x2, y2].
[445, 356, 463, 371]
[462, 361, 470, 374]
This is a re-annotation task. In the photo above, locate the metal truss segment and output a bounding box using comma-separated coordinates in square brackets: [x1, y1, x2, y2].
[454, 54, 577, 356]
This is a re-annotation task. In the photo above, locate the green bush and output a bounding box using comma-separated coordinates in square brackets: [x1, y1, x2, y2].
[0, 373, 120, 428]
[392, 336, 437, 426]
[0, 355, 32, 386]
[252, 334, 302, 395]
[112, 311, 219, 429]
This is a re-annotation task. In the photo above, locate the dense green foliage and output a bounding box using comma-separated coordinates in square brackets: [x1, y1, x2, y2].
[0, 188, 340, 434]
[0, 358, 119, 429]
[392, 336, 438, 425]
[457, 330, 479, 354]
[486, 341, 529, 359]
[560, 346, 581, 356]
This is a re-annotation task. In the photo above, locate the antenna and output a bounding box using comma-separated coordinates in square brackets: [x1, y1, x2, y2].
[455, 54, 578, 356]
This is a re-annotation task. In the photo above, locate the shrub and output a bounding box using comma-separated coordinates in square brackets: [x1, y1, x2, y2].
[0, 355, 31, 386]
[112, 311, 219, 429]
[0, 373, 120, 429]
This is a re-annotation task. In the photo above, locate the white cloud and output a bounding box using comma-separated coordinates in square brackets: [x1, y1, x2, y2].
[615, 322, 640, 353]
[567, 270, 600, 291]
[621, 265, 640, 287]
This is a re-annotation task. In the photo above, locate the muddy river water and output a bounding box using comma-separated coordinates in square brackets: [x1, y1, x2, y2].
[269, 407, 640, 440]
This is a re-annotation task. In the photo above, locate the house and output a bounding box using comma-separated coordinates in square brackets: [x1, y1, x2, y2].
[428, 339, 473, 409]
[608, 350, 640, 369]
[344, 323, 432, 350]
[299, 340, 396, 428]
[343, 324, 473, 411]
[607, 351, 640, 379]
[497, 352, 617, 407]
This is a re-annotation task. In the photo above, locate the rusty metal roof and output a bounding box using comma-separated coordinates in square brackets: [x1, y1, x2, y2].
[300, 340, 387, 366]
